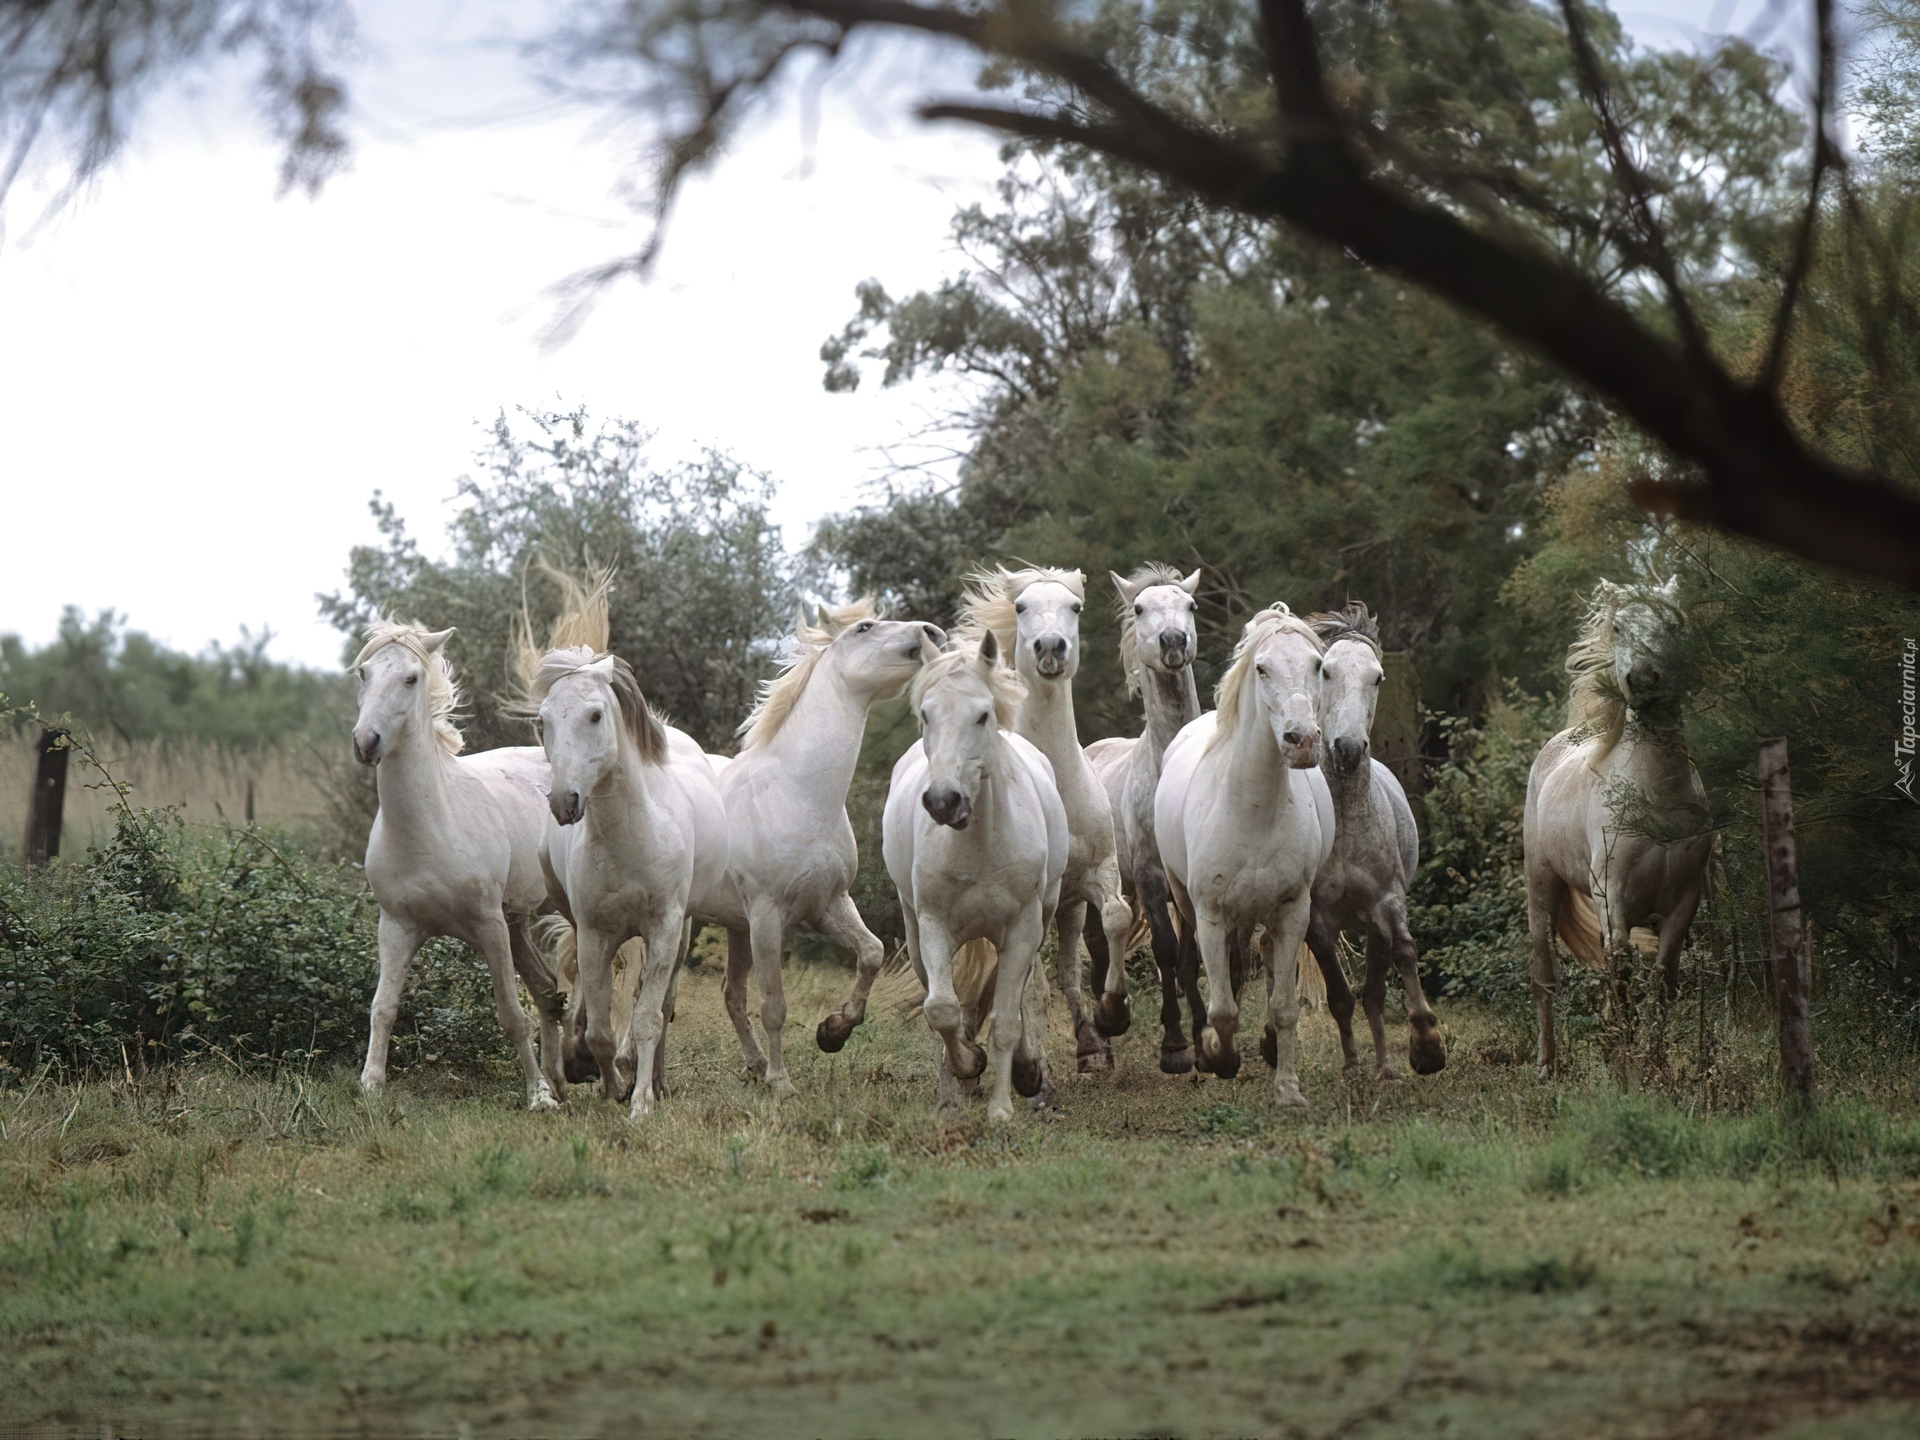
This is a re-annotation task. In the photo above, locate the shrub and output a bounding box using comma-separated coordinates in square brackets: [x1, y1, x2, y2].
[0, 808, 501, 1082]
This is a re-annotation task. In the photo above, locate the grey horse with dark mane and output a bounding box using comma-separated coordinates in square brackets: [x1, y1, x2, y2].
[1296, 603, 1447, 1078]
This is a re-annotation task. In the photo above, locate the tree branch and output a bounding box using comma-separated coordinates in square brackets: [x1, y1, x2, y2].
[1760, 0, 1837, 392]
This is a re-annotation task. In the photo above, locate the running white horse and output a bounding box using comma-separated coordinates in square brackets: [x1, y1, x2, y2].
[530, 644, 730, 1118]
[351, 621, 565, 1110]
[958, 566, 1132, 1075]
[1156, 604, 1334, 1107]
[884, 633, 1068, 1121]
[714, 599, 947, 1094]
[1305, 602, 1446, 1078]
[1524, 577, 1711, 1076]
[1085, 564, 1205, 1073]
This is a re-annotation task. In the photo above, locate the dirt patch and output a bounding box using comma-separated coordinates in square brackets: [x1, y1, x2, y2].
[1653, 1324, 1920, 1438]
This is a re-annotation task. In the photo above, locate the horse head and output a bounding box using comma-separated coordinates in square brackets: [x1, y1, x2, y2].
[1609, 576, 1685, 715]
[352, 625, 456, 766]
[1011, 575, 1084, 681]
[537, 653, 662, 825]
[1311, 602, 1384, 777]
[828, 609, 948, 701]
[1232, 608, 1324, 769]
[914, 631, 1022, 830]
[1114, 567, 1200, 677]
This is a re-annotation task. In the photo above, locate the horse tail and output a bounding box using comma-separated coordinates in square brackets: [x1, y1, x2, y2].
[536, 914, 578, 990]
[951, 938, 1000, 1011]
[1123, 899, 1152, 954]
[1295, 942, 1326, 1012]
[1557, 888, 1606, 970]
[867, 947, 929, 1020]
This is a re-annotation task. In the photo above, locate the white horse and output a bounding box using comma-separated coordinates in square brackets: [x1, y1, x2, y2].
[531, 645, 730, 1119]
[1085, 564, 1205, 1072]
[712, 600, 946, 1094]
[1156, 604, 1334, 1108]
[1524, 577, 1711, 1076]
[883, 633, 1068, 1121]
[958, 567, 1132, 1075]
[351, 622, 565, 1110]
[1305, 603, 1446, 1078]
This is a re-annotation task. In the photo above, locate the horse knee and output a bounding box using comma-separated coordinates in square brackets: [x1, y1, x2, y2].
[760, 995, 788, 1032]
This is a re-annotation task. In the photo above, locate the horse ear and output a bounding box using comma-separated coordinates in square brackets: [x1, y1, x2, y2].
[917, 631, 943, 664]
[582, 655, 618, 677]
[1111, 571, 1139, 603]
[1181, 569, 1202, 595]
[978, 628, 1000, 668]
[421, 628, 455, 654]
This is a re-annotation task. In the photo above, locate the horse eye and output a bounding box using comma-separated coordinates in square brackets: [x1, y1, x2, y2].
[405, 675, 418, 686]
[1134, 604, 1144, 616]
[976, 713, 989, 726]
[1014, 602, 1026, 615]
[589, 710, 602, 724]
[856, 622, 873, 633]
[1188, 601, 1197, 612]
[1071, 603, 1082, 614]
[1375, 674, 1384, 686]
[1256, 664, 1268, 677]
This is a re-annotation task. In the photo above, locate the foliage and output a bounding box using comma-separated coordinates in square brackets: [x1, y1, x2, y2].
[321, 406, 802, 753]
[0, 610, 347, 748]
[0, 806, 496, 1082]
[1407, 689, 1562, 999]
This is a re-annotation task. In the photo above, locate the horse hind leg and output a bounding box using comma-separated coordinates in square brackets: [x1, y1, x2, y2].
[508, 914, 568, 1100]
[1301, 912, 1358, 1072]
[1052, 900, 1107, 1074]
[1092, 892, 1134, 1041]
[815, 892, 886, 1054]
[1139, 868, 1194, 1073]
[1383, 902, 1446, 1076]
[721, 925, 769, 1081]
[478, 918, 559, 1112]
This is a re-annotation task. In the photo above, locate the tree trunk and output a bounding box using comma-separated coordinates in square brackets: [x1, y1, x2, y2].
[1758, 737, 1813, 1097]
[23, 728, 70, 868]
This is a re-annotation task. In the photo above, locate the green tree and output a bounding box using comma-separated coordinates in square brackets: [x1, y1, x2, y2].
[320, 406, 800, 753]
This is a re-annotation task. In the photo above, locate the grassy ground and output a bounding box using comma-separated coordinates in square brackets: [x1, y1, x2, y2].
[4, 961, 1920, 1438]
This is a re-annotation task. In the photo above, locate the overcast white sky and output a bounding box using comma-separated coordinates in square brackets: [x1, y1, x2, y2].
[0, 0, 1813, 669]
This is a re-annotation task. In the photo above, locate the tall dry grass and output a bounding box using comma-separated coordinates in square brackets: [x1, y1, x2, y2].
[0, 734, 360, 860]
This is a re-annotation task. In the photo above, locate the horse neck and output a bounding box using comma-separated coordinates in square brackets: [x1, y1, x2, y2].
[373, 722, 455, 835]
[1615, 706, 1694, 785]
[1321, 753, 1372, 822]
[1224, 689, 1292, 804]
[962, 733, 1022, 846]
[761, 654, 870, 808]
[586, 735, 668, 848]
[1015, 663, 1081, 764]
[1141, 665, 1200, 758]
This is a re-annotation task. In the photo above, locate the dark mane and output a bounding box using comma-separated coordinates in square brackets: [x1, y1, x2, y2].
[1309, 601, 1383, 658]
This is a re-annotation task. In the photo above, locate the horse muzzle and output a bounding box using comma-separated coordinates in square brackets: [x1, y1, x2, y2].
[1155, 632, 1191, 670]
[1329, 734, 1369, 775]
[922, 786, 972, 829]
[1032, 634, 1070, 678]
[1280, 722, 1321, 769]
[549, 791, 585, 826]
[352, 730, 381, 766]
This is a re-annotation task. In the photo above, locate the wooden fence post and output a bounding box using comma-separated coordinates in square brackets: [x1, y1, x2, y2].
[1758, 737, 1814, 1097]
[23, 727, 70, 868]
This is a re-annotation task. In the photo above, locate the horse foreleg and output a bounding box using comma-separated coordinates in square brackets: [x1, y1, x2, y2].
[477, 916, 558, 1112]
[1263, 897, 1313, 1110]
[1135, 867, 1192, 1074]
[748, 901, 797, 1096]
[361, 911, 428, 1093]
[574, 927, 625, 1103]
[1304, 909, 1358, 1072]
[1192, 908, 1240, 1078]
[1383, 899, 1445, 1076]
[1525, 868, 1562, 1078]
[1052, 899, 1104, 1073]
[1093, 882, 1134, 1041]
[1358, 928, 1395, 1079]
[625, 913, 685, 1120]
[508, 914, 568, 1101]
[722, 926, 769, 1081]
[989, 910, 1046, 1122]
[815, 891, 886, 1054]
[919, 920, 986, 1104]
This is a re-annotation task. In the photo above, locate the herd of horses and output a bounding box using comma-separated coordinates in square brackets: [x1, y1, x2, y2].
[346, 563, 1710, 1122]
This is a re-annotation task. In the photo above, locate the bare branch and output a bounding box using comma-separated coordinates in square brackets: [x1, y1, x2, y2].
[1760, 0, 1837, 392]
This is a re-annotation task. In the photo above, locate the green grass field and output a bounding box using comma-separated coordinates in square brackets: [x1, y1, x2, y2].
[4, 961, 1920, 1438]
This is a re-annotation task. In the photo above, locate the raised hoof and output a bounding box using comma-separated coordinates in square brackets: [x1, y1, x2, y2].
[1409, 1031, 1449, 1076]
[1094, 993, 1132, 1038]
[1012, 1050, 1044, 1099]
[1160, 1045, 1195, 1076]
[1213, 1045, 1243, 1081]
[951, 1039, 988, 1081]
[816, 1013, 856, 1054]
[1260, 1026, 1278, 1070]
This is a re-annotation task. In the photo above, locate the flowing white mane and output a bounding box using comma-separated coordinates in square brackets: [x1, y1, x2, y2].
[909, 638, 1027, 731]
[1115, 561, 1191, 695]
[957, 565, 1086, 656]
[737, 597, 880, 751]
[354, 620, 465, 756]
[1207, 603, 1324, 753]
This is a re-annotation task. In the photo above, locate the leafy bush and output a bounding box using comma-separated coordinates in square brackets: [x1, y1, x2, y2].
[1408, 688, 1562, 999]
[0, 808, 500, 1082]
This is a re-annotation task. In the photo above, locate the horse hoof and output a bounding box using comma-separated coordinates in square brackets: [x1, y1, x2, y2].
[770, 1075, 798, 1098]
[564, 1049, 600, 1085]
[1275, 1086, 1309, 1111]
[1094, 995, 1132, 1038]
[1214, 1046, 1243, 1080]
[953, 1040, 988, 1081]
[1012, 1051, 1044, 1098]
[1076, 1049, 1113, 1075]
[1410, 1033, 1448, 1076]
[1260, 1027, 1278, 1070]
[816, 1014, 856, 1053]
[527, 1089, 561, 1113]
[1160, 1046, 1195, 1076]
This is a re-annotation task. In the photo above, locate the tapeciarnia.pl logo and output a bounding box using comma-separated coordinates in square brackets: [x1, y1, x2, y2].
[1901, 637, 1918, 803]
